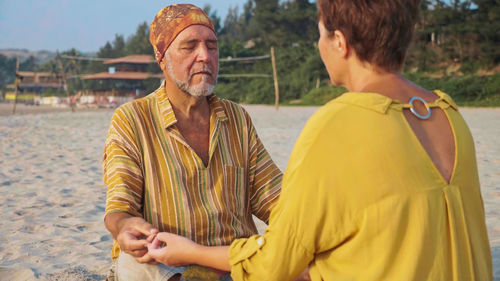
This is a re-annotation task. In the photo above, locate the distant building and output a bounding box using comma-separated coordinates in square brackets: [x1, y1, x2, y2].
[79, 55, 161, 107]
[4, 72, 65, 104]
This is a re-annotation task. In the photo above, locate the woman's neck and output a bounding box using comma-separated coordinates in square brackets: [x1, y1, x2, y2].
[344, 66, 435, 102]
[343, 62, 396, 93]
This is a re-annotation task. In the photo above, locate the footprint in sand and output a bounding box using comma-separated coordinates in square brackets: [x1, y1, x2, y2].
[89, 235, 111, 246]
[14, 210, 26, 216]
[55, 223, 71, 229]
[76, 225, 87, 232]
[1, 180, 12, 186]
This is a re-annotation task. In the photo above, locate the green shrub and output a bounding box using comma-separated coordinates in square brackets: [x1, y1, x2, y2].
[214, 80, 246, 103]
[300, 86, 347, 105]
[483, 72, 500, 97]
[459, 61, 482, 74]
[404, 72, 500, 106]
[441, 75, 486, 101]
[41, 89, 67, 97]
[214, 70, 500, 106]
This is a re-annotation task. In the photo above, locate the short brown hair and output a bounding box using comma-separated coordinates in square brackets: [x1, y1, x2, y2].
[318, 0, 420, 71]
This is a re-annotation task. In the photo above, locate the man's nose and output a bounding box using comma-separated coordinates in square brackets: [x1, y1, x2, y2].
[195, 44, 211, 62]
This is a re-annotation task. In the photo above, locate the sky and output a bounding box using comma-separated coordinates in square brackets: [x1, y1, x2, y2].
[0, 0, 250, 52]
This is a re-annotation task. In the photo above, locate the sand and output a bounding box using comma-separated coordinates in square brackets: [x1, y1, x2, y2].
[0, 104, 109, 117]
[0, 105, 498, 280]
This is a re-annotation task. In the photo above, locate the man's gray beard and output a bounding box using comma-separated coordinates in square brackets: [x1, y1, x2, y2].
[165, 53, 217, 97]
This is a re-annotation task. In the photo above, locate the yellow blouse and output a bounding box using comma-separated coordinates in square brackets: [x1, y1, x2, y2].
[228, 91, 492, 281]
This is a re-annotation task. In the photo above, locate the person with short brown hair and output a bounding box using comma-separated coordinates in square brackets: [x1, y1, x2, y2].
[144, 0, 493, 280]
[317, 0, 420, 72]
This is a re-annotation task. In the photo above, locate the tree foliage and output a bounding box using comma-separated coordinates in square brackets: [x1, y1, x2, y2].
[125, 22, 153, 55]
[1, 0, 499, 105]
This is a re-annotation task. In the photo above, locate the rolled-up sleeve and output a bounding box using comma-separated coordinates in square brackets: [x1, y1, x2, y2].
[229, 228, 313, 281]
[103, 107, 144, 218]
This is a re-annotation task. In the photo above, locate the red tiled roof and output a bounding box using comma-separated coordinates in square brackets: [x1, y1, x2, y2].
[103, 55, 155, 65]
[81, 72, 160, 80]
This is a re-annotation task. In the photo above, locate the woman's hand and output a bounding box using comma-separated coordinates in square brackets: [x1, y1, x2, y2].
[147, 232, 199, 266]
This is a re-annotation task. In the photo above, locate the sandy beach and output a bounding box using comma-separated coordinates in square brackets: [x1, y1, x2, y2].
[0, 104, 110, 117]
[0, 104, 499, 280]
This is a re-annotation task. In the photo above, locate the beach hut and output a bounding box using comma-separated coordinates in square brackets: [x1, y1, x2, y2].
[79, 55, 162, 107]
[4, 72, 65, 105]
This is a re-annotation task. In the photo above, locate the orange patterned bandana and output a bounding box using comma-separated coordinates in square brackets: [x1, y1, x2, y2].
[149, 4, 215, 65]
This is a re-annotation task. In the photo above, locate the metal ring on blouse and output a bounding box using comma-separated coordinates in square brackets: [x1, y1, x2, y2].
[409, 96, 431, 120]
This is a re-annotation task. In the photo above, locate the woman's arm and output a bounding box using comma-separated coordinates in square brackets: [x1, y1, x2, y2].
[147, 232, 231, 271]
[147, 232, 311, 280]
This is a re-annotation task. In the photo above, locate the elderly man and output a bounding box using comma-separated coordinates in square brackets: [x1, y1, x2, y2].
[102, 4, 282, 281]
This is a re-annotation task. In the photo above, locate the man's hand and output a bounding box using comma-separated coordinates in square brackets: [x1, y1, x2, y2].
[132, 233, 160, 264]
[116, 228, 154, 262]
[116, 217, 159, 263]
[104, 213, 159, 264]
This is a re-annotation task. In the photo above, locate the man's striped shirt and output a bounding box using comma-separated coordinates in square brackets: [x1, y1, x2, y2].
[103, 85, 282, 259]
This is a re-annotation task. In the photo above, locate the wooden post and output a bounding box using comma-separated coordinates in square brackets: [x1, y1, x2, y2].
[12, 56, 20, 115]
[57, 55, 74, 112]
[270, 47, 279, 110]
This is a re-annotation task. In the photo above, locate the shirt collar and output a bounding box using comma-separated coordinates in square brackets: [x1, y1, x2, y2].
[334, 92, 394, 114]
[333, 90, 458, 114]
[155, 84, 228, 129]
[207, 94, 229, 123]
[431, 90, 458, 110]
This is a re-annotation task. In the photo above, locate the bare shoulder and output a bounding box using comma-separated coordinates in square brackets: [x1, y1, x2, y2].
[403, 78, 439, 101]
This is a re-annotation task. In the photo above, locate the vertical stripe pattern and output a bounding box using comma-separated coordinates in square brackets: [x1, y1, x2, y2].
[103, 85, 282, 259]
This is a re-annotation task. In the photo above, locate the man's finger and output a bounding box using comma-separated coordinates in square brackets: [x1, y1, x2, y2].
[123, 237, 148, 251]
[129, 248, 148, 257]
[134, 221, 158, 237]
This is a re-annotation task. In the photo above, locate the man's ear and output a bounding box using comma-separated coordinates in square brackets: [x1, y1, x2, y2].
[159, 53, 170, 74]
[159, 56, 166, 71]
[333, 30, 349, 58]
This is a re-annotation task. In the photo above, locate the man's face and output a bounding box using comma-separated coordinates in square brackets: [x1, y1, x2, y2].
[163, 25, 218, 97]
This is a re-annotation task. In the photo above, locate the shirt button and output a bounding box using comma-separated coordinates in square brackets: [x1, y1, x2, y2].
[257, 238, 263, 245]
